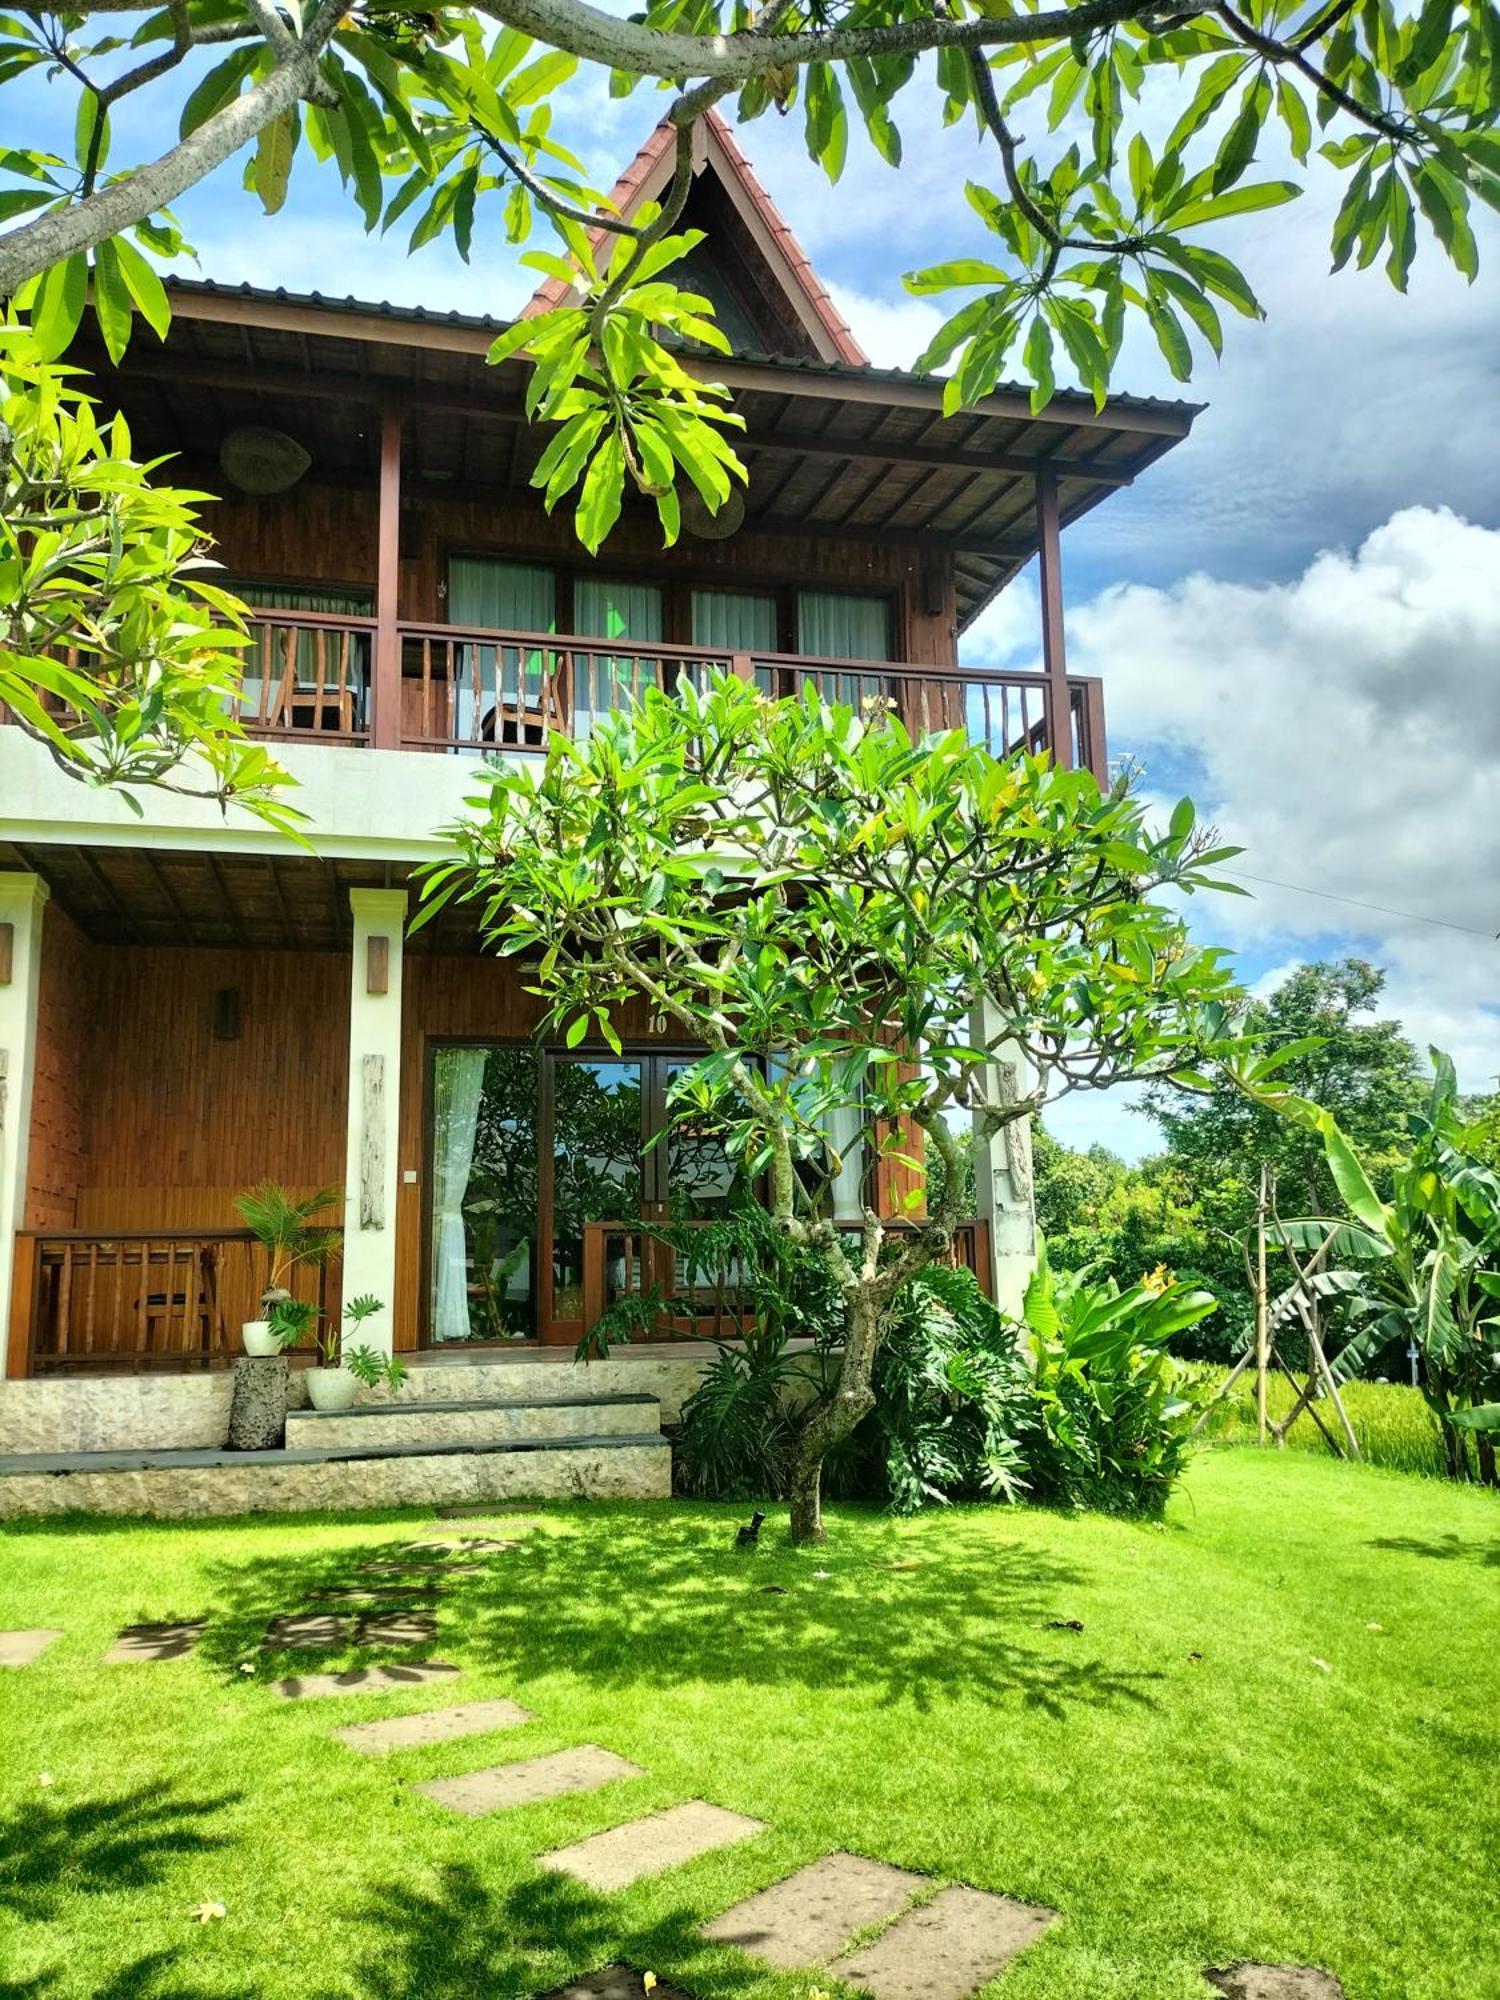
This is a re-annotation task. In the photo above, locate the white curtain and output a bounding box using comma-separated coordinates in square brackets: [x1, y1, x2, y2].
[232, 581, 373, 719]
[574, 578, 664, 737]
[448, 559, 557, 742]
[796, 591, 891, 661]
[691, 589, 777, 652]
[432, 1047, 488, 1342]
[826, 1098, 867, 1221]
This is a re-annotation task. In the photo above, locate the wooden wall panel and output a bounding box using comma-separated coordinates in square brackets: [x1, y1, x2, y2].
[192, 479, 958, 669]
[24, 903, 95, 1230]
[79, 946, 350, 1207]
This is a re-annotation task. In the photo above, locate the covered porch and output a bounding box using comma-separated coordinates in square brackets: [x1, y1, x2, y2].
[0, 850, 1001, 1381]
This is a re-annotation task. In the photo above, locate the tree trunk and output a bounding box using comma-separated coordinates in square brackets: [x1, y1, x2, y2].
[784, 1286, 882, 1545]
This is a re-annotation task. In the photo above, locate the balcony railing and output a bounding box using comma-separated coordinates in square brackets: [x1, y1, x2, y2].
[0, 613, 1104, 781]
[12, 1228, 342, 1374]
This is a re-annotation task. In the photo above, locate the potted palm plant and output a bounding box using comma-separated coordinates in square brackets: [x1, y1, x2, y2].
[234, 1182, 342, 1356]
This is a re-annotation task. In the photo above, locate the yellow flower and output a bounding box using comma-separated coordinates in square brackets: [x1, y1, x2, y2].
[1140, 1262, 1173, 1296]
[643, 1975, 657, 1995]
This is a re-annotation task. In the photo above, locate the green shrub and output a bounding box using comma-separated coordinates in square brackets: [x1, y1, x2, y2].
[828, 1265, 1030, 1513]
[1016, 1245, 1215, 1516]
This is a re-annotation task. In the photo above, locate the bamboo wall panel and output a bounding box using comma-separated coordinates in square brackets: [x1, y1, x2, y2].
[24, 903, 95, 1230]
[208, 483, 380, 595]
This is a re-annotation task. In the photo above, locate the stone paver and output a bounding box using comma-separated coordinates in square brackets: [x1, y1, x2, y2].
[539, 1966, 694, 2000]
[359, 1559, 487, 1576]
[273, 1662, 461, 1699]
[541, 1801, 766, 1893]
[412, 1745, 643, 1818]
[404, 1535, 514, 1554]
[703, 1852, 924, 1969]
[356, 1611, 438, 1647]
[264, 1614, 353, 1649]
[318, 1585, 442, 1603]
[336, 1697, 534, 1754]
[1207, 1967, 1346, 2000]
[104, 1621, 205, 1663]
[0, 1629, 62, 1667]
[436, 1504, 542, 1523]
[834, 1885, 1057, 2000]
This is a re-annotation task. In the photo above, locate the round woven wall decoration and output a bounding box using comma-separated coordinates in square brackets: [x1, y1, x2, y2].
[219, 426, 312, 495]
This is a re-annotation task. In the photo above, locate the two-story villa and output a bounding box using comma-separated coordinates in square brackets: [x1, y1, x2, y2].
[0, 112, 1197, 1512]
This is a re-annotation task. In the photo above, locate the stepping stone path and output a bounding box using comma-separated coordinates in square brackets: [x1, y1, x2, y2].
[337, 1698, 533, 1755]
[436, 1505, 542, 1523]
[1207, 1968, 1346, 2000]
[703, 1855, 1057, 2000]
[0, 1629, 61, 1667]
[413, 1745, 642, 1818]
[264, 1614, 352, 1649]
[405, 1535, 517, 1554]
[704, 1852, 924, 1968]
[540, 1801, 766, 1893]
[105, 1621, 205, 1663]
[317, 1585, 442, 1603]
[274, 1662, 461, 1700]
[358, 1560, 487, 1577]
[357, 1611, 438, 1647]
[539, 1967, 693, 2000]
[837, 1885, 1058, 2000]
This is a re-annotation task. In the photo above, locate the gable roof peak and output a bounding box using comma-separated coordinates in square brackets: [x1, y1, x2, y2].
[520, 109, 867, 368]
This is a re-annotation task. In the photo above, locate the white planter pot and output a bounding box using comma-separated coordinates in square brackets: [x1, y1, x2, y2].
[242, 1319, 280, 1358]
[305, 1366, 358, 1412]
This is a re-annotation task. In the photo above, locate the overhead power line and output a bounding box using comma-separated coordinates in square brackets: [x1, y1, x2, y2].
[1225, 869, 1498, 941]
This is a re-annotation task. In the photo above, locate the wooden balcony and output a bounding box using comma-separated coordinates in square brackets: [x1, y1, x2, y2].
[229, 614, 1107, 781]
[10, 1228, 342, 1375]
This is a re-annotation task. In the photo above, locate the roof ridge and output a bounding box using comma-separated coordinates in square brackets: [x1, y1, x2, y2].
[518, 110, 868, 366]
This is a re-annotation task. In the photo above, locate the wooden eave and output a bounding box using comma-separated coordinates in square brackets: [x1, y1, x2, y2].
[73, 281, 1201, 631]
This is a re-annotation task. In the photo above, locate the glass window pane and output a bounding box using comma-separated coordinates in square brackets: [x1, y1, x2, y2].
[429, 1045, 538, 1343]
[796, 591, 891, 662]
[550, 1059, 645, 1323]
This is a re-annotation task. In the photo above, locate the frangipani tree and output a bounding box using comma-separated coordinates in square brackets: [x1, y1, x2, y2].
[0, 326, 299, 828]
[0, 0, 1496, 554]
[419, 674, 1276, 1541]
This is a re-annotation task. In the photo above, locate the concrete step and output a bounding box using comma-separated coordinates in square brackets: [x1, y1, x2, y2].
[285, 1391, 661, 1452]
[0, 1431, 672, 1518]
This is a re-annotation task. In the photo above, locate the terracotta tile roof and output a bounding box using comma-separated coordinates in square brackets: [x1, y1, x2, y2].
[519, 108, 869, 367]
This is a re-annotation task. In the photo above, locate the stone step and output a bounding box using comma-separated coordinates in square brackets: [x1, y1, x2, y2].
[284, 1391, 660, 1452]
[0, 1432, 672, 1518]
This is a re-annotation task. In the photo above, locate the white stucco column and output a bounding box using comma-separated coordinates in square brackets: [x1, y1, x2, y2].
[971, 1003, 1038, 1319]
[341, 887, 407, 1359]
[0, 874, 49, 1379]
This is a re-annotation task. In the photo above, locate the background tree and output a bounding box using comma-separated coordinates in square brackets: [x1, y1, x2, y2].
[1146, 958, 1424, 1218]
[0, 0, 1495, 553]
[417, 672, 1275, 1543]
[1, 327, 298, 826]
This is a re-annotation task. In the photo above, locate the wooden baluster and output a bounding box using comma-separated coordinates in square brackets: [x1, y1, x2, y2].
[133, 1242, 148, 1365]
[84, 1240, 98, 1355]
[313, 627, 327, 725]
[55, 1245, 74, 1362]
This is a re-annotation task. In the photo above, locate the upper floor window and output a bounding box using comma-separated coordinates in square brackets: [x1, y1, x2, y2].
[797, 590, 891, 662]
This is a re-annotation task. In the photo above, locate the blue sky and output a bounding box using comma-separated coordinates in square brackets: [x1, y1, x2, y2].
[7, 55, 1499, 1156]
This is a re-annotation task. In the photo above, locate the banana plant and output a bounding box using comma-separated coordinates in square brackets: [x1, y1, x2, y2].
[1285, 1051, 1500, 1480]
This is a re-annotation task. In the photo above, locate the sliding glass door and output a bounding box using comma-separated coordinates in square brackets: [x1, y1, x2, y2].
[426, 1043, 753, 1346]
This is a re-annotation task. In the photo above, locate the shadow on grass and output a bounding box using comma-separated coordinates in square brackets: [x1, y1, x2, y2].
[1368, 1532, 1500, 1567]
[0, 1781, 239, 1999]
[348, 1861, 749, 2000]
[196, 1509, 1163, 1718]
[0, 1782, 238, 1923]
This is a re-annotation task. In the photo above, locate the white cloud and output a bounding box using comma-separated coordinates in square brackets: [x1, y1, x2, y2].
[825, 283, 945, 371]
[1067, 504, 1500, 1104]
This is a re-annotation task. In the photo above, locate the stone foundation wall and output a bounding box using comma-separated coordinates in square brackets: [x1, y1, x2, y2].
[0, 1374, 236, 1453]
[386, 1355, 715, 1424]
[0, 1438, 672, 1517]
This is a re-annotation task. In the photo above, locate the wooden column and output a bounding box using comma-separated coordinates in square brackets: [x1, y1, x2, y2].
[373, 401, 403, 751]
[1035, 469, 1072, 771]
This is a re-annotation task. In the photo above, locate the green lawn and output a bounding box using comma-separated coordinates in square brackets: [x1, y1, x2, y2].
[2, 1451, 1497, 2000]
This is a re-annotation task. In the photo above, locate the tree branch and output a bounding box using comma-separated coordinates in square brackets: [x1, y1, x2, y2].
[0, 2, 344, 296]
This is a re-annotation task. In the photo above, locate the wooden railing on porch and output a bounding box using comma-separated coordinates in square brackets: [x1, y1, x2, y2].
[580, 1215, 994, 1343]
[238, 609, 376, 743]
[11, 1228, 342, 1375]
